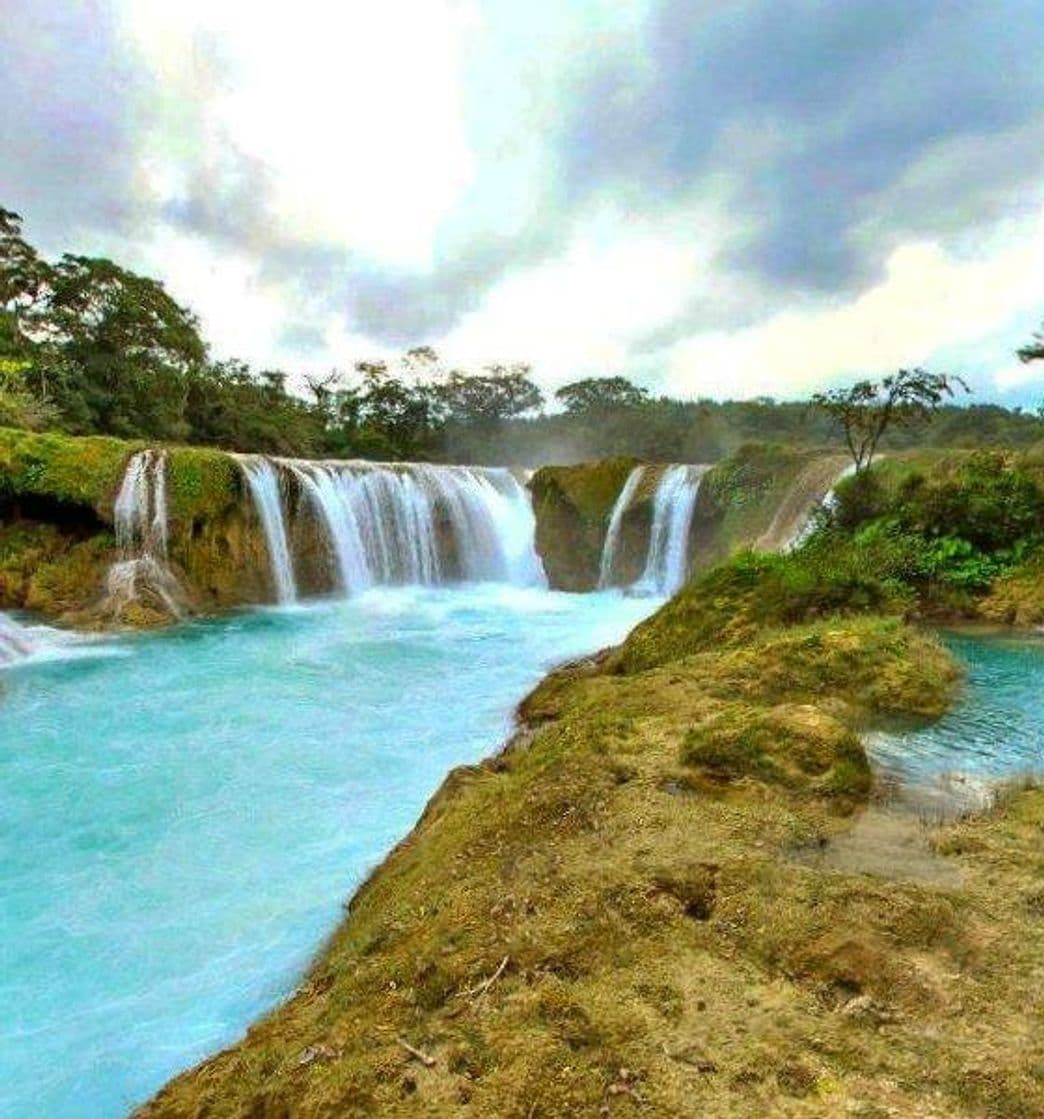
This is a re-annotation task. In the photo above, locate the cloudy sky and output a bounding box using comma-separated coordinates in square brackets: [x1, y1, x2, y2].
[3, 1, 1044, 403]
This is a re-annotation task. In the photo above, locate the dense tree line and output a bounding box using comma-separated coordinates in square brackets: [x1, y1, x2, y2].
[3, 204, 1044, 464]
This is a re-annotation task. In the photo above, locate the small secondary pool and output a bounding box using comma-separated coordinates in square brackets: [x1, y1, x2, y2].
[869, 632, 1044, 812]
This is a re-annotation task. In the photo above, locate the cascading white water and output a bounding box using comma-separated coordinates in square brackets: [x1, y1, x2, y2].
[597, 466, 646, 588]
[239, 457, 298, 604]
[783, 462, 858, 553]
[0, 613, 33, 666]
[598, 463, 709, 595]
[290, 460, 544, 594]
[636, 464, 710, 596]
[239, 457, 543, 602]
[108, 450, 183, 616]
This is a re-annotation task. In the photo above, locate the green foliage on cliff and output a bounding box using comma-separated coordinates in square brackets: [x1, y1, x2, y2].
[0, 520, 114, 620]
[0, 425, 138, 514]
[166, 447, 242, 525]
[805, 449, 1044, 615]
[614, 551, 956, 718]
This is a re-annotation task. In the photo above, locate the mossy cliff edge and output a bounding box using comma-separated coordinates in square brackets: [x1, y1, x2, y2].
[529, 447, 848, 590]
[141, 556, 1044, 1117]
[0, 427, 273, 627]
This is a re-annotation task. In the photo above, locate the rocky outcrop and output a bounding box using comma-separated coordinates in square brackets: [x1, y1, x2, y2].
[0, 429, 273, 627]
[139, 556, 1044, 1119]
[527, 457, 643, 590]
[529, 447, 849, 591]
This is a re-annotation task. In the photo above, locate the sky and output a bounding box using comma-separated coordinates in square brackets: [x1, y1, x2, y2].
[2, 0, 1044, 404]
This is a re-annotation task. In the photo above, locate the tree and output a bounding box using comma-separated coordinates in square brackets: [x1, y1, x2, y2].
[811, 369, 969, 474]
[1019, 323, 1044, 364]
[0, 207, 52, 339]
[438, 363, 543, 427]
[555, 375, 648, 414]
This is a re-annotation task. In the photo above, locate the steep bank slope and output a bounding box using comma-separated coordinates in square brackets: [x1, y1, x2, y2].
[140, 558, 1044, 1117]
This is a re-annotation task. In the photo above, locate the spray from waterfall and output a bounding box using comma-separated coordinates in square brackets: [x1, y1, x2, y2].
[238, 457, 298, 605]
[598, 467, 646, 588]
[107, 451, 184, 617]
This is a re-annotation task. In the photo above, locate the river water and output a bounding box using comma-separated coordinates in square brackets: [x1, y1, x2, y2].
[869, 632, 1044, 813]
[0, 587, 655, 1117]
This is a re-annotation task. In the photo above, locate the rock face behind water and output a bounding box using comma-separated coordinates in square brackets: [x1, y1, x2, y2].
[0, 430, 270, 628]
[528, 457, 644, 590]
[528, 446, 847, 592]
[0, 427, 852, 625]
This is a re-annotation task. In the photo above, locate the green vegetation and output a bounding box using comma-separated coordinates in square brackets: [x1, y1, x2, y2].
[804, 449, 1044, 618]
[165, 447, 242, 526]
[0, 520, 115, 624]
[0, 425, 138, 515]
[5, 203, 1044, 466]
[141, 555, 1044, 1117]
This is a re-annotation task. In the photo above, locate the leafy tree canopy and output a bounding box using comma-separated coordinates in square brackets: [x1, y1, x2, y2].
[555, 375, 649, 414]
[811, 369, 969, 474]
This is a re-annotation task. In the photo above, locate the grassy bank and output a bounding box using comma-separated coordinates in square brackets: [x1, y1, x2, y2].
[140, 550, 1044, 1117]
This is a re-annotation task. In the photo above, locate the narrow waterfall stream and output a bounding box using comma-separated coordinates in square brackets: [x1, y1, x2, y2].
[238, 456, 299, 603]
[106, 450, 184, 616]
[0, 613, 33, 666]
[598, 465, 645, 588]
[636, 464, 710, 595]
[598, 463, 709, 594]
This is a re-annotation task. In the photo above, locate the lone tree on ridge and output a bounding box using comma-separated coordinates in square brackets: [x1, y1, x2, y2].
[810, 368, 968, 474]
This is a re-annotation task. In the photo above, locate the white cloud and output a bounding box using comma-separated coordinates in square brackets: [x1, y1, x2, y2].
[663, 210, 1044, 400]
[121, 0, 476, 268]
[437, 198, 737, 386]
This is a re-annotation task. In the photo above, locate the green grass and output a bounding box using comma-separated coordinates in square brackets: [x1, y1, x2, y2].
[0, 426, 140, 515]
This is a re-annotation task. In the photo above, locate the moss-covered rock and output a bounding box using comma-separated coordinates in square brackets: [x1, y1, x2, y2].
[690, 444, 848, 570]
[138, 550, 1044, 1119]
[979, 554, 1044, 627]
[527, 447, 851, 592]
[0, 426, 140, 518]
[528, 457, 641, 589]
[0, 432, 277, 625]
[0, 520, 117, 623]
[682, 701, 871, 800]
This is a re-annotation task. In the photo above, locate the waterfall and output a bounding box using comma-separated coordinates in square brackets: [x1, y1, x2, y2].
[783, 462, 857, 552]
[240, 457, 543, 602]
[0, 614, 33, 667]
[636, 464, 710, 596]
[597, 466, 646, 588]
[239, 457, 298, 604]
[108, 451, 184, 617]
